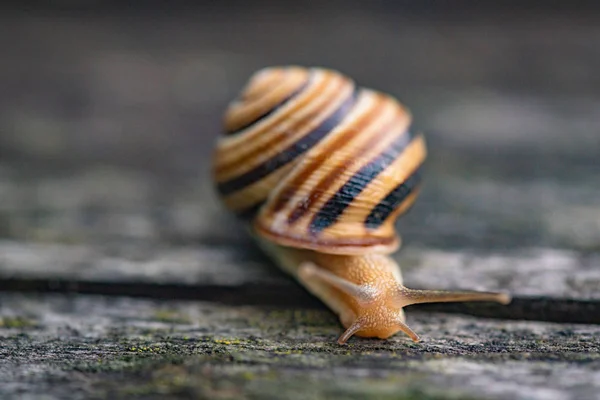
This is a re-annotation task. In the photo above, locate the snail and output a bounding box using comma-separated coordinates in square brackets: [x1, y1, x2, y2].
[211, 66, 511, 344]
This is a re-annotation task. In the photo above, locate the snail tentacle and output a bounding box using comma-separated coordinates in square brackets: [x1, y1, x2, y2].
[395, 287, 512, 308]
[298, 262, 377, 304]
[337, 319, 365, 345]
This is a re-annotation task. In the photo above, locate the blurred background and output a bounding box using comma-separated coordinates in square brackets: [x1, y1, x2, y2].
[1, 0, 599, 254]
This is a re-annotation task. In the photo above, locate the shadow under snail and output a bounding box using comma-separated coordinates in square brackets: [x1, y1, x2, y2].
[212, 66, 511, 344]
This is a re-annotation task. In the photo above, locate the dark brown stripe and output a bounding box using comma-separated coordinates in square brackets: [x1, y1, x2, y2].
[216, 74, 335, 176]
[364, 166, 423, 229]
[284, 105, 401, 224]
[275, 96, 390, 218]
[308, 130, 416, 234]
[216, 89, 357, 196]
[225, 75, 311, 135]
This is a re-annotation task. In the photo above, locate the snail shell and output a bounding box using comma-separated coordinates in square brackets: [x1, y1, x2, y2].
[212, 66, 426, 255]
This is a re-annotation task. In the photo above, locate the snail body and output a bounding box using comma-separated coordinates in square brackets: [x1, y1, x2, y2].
[212, 66, 510, 344]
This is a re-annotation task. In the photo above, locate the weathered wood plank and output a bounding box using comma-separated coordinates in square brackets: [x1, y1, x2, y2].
[1, 238, 599, 324]
[2, 238, 592, 297]
[1, 145, 599, 322]
[1, 293, 599, 400]
[1, 158, 599, 251]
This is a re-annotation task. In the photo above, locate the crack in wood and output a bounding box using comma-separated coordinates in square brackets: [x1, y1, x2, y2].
[1, 277, 598, 325]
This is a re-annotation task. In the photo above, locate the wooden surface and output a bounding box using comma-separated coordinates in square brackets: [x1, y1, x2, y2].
[1, 4, 600, 400]
[2, 293, 600, 400]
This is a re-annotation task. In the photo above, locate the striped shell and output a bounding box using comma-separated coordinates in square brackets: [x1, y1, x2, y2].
[212, 66, 426, 255]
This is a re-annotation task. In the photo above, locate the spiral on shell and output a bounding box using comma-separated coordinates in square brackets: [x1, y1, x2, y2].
[212, 66, 426, 255]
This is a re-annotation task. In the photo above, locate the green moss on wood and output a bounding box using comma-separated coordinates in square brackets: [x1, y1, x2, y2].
[0, 316, 37, 329]
[152, 309, 193, 325]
